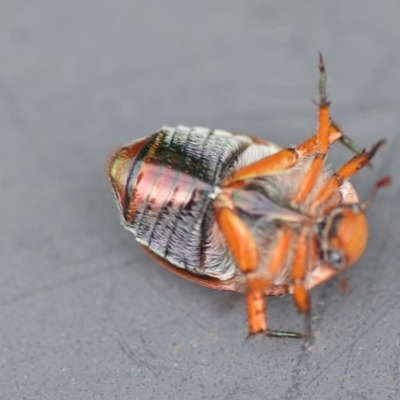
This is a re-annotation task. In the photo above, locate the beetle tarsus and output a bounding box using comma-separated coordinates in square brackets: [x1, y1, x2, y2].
[338, 133, 364, 157]
[265, 329, 305, 339]
[318, 52, 330, 107]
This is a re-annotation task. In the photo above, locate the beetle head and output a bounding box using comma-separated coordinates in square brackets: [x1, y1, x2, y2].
[318, 175, 391, 271]
[318, 205, 368, 270]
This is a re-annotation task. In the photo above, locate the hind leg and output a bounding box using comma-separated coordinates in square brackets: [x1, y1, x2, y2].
[215, 195, 303, 338]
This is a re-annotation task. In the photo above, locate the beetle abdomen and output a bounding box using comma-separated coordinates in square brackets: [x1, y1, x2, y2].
[132, 165, 214, 271]
[111, 125, 269, 274]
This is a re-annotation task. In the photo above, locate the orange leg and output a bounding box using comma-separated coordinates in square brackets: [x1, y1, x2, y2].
[215, 200, 303, 338]
[291, 231, 314, 337]
[222, 148, 298, 186]
[215, 207, 260, 273]
[298, 120, 363, 159]
[246, 276, 268, 334]
[222, 122, 342, 187]
[261, 226, 304, 338]
[292, 54, 331, 204]
[311, 140, 386, 212]
[245, 273, 300, 338]
[215, 204, 265, 334]
[223, 55, 362, 188]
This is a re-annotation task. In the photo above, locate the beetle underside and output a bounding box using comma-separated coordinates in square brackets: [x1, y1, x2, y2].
[211, 54, 388, 338]
[108, 54, 390, 339]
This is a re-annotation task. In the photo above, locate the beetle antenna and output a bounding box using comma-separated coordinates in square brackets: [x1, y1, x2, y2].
[362, 176, 391, 210]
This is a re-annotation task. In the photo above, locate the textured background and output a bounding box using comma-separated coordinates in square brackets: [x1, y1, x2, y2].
[1, 1, 400, 399]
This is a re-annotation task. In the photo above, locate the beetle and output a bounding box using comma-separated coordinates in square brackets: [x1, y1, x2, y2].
[108, 55, 390, 338]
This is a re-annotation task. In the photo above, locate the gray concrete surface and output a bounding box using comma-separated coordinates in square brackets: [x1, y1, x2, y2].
[1, 1, 400, 399]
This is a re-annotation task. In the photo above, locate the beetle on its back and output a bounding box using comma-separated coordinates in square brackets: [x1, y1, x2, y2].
[108, 55, 389, 338]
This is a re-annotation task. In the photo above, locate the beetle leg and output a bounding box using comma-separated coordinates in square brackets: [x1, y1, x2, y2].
[336, 123, 365, 157]
[262, 226, 305, 338]
[291, 54, 331, 204]
[221, 146, 300, 186]
[247, 273, 304, 339]
[245, 276, 268, 334]
[215, 207, 260, 273]
[223, 55, 363, 187]
[311, 140, 386, 211]
[299, 120, 363, 158]
[214, 205, 265, 334]
[291, 231, 313, 338]
[252, 131, 361, 158]
[222, 123, 340, 187]
[216, 202, 303, 338]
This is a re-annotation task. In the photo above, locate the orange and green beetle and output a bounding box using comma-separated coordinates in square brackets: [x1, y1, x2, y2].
[108, 55, 389, 338]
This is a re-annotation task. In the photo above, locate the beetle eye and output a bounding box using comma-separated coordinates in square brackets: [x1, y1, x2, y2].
[326, 250, 343, 269]
[317, 220, 326, 231]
